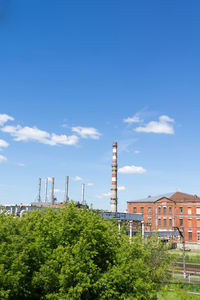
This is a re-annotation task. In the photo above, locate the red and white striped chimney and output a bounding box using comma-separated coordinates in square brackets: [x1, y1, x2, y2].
[111, 142, 118, 212]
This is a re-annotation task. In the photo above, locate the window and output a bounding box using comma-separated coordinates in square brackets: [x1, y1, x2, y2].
[179, 207, 183, 214]
[197, 232, 200, 243]
[140, 207, 144, 214]
[188, 231, 192, 242]
[197, 219, 200, 228]
[148, 207, 152, 215]
[148, 217, 151, 225]
[169, 207, 172, 214]
[158, 218, 161, 226]
[133, 207, 137, 213]
[163, 207, 167, 214]
[169, 219, 172, 226]
[158, 207, 161, 214]
[188, 219, 192, 228]
[180, 219, 183, 227]
[196, 207, 200, 215]
[188, 208, 192, 215]
[163, 219, 167, 227]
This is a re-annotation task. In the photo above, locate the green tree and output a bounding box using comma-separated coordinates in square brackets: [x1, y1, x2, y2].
[0, 205, 171, 299]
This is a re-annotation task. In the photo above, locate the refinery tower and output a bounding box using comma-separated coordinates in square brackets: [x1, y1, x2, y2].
[110, 142, 118, 212]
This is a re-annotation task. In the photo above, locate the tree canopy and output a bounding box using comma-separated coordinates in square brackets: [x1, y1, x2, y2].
[0, 205, 170, 299]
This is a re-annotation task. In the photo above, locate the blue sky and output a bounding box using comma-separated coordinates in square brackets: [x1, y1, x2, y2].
[1, 0, 200, 211]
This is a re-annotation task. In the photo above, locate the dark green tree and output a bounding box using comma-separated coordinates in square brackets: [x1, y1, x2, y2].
[0, 205, 171, 299]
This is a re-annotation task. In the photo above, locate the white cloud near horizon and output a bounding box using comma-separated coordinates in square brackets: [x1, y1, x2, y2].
[54, 189, 64, 193]
[73, 176, 83, 181]
[135, 115, 174, 134]
[1, 125, 79, 146]
[72, 126, 101, 139]
[0, 155, 7, 163]
[0, 114, 14, 126]
[118, 165, 147, 174]
[87, 183, 94, 186]
[96, 192, 111, 199]
[96, 186, 126, 198]
[118, 186, 126, 191]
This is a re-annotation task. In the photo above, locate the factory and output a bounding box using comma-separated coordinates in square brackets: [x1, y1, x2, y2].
[1, 142, 144, 238]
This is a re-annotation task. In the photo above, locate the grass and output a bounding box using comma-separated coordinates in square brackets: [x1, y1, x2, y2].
[158, 285, 200, 300]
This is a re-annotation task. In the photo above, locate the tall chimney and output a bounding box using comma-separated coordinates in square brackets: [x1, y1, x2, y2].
[51, 177, 55, 205]
[81, 183, 85, 205]
[37, 178, 41, 202]
[110, 142, 117, 212]
[65, 176, 69, 203]
[44, 178, 48, 202]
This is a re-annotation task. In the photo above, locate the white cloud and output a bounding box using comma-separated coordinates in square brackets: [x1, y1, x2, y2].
[118, 165, 146, 174]
[51, 133, 78, 146]
[87, 183, 94, 187]
[118, 186, 126, 191]
[0, 155, 7, 163]
[1, 125, 79, 146]
[135, 115, 174, 134]
[16, 162, 25, 167]
[134, 150, 140, 154]
[72, 126, 101, 139]
[54, 189, 64, 193]
[96, 192, 111, 199]
[96, 186, 125, 198]
[123, 114, 143, 124]
[73, 176, 83, 181]
[0, 114, 14, 126]
[0, 139, 9, 149]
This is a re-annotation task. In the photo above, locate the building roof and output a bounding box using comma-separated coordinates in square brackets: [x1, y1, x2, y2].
[128, 192, 175, 203]
[128, 192, 200, 203]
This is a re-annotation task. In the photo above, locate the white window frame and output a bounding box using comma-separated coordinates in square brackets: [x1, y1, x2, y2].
[196, 207, 200, 215]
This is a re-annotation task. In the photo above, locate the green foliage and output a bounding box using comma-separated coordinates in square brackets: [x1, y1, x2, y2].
[0, 205, 171, 299]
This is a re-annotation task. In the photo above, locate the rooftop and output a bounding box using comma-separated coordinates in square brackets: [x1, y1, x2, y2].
[128, 192, 200, 203]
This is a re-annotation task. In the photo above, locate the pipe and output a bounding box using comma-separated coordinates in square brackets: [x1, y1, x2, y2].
[51, 177, 55, 205]
[38, 178, 41, 202]
[65, 176, 69, 203]
[81, 183, 85, 205]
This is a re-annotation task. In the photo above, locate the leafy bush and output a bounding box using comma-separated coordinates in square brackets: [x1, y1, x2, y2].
[0, 205, 170, 299]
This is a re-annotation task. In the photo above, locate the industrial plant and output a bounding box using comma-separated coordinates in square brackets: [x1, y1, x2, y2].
[2, 142, 200, 250]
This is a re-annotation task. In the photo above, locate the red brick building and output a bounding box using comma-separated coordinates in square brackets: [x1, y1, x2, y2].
[127, 192, 200, 248]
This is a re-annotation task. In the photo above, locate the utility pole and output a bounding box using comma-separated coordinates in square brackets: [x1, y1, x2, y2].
[174, 226, 186, 278]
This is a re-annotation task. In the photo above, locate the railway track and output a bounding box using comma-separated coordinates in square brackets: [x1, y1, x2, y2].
[173, 262, 200, 274]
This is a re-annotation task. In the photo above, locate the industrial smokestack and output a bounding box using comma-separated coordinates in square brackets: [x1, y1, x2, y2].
[110, 142, 117, 212]
[65, 176, 69, 203]
[81, 183, 85, 205]
[51, 177, 55, 205]
[44, 178, 48, 202]
[37, 178, 41, 202]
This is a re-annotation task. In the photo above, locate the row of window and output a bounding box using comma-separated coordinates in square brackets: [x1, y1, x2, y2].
[147, 218, 200, 228]
[134, 207, 200, 215]
[185, 232, 200, 242]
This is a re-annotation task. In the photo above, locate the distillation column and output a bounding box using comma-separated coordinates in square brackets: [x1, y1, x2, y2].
[110, 142, 118, 212]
